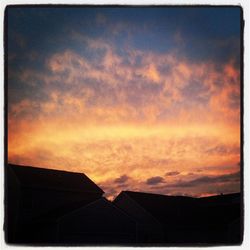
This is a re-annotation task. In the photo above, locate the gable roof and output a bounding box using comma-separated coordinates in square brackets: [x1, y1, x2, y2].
[7, 164, 104, 195]
[60, 197, 137, 223]
[33, 197, 136, 225]
[114, 191, 196, 224]
[115, 191, 195, 210]
[114, 191, 241, 226]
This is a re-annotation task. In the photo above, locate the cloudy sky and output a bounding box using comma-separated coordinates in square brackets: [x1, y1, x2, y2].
[7, 6, 241, 199]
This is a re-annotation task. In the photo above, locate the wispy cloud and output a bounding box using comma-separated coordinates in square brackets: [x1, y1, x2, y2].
[7, 7, 241, 199]
[165, 171, 180, 177]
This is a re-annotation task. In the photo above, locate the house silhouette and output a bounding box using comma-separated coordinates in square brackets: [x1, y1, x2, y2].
[6, 164, 104, 243]
[5, 164, 242, 245]
[114, 191, 242, 244]
[57, 197, 137, 244]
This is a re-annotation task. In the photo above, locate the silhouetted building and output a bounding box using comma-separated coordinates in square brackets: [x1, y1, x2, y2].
[57, 197, 137, 244]
[113, 191, 164, 243]
[5, 164, 242, 245]
[114, 191, 241, 244]
[197, 193, 242, 243]
[5, 164, 104, 243]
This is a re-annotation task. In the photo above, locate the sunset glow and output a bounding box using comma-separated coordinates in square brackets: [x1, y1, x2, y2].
[7, 7, 241, 199]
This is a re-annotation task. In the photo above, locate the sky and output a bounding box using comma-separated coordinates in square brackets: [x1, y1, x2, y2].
[7, 6, 242, 199]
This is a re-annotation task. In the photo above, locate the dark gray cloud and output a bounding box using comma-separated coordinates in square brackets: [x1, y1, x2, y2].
[114, 174, 129, 184]
[146, 176, 165, 185]
[168, 171, 240, 188]
[165, 171, 180, 176]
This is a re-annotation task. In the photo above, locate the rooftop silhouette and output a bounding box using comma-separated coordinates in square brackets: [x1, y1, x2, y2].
[7, 163, 104, 194]
[5, 164, 242, 245]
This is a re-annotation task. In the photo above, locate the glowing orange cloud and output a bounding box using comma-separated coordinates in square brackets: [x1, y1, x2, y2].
[8, 39, 241, 198]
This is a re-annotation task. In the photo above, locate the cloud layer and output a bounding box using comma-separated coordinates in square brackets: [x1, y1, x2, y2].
[7, 7, 241, 199]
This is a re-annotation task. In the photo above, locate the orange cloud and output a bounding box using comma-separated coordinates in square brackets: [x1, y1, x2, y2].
[8, 38, 241, 198]
[143, 64, 161, 84]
